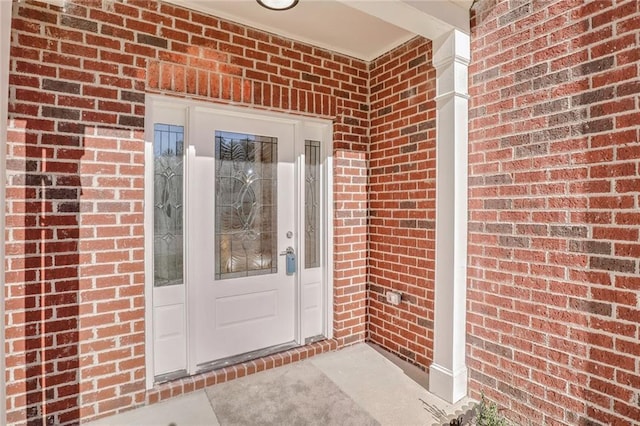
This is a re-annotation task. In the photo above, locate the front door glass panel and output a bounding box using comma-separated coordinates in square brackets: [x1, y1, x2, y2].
[153, 124, 184, 287]
[215, 131, 278, 280]
[305, 140, 320, 269]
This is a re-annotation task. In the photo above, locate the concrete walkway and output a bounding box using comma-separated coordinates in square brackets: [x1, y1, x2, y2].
[89, 343, 475, 426]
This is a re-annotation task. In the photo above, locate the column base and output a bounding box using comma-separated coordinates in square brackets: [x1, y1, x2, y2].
[429, 362, 468, 403]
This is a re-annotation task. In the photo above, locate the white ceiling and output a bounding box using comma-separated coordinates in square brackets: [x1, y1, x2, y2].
[174, 0, 473, 61]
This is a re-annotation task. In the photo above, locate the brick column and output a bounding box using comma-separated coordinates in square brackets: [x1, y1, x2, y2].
[429, 29, 470, 404]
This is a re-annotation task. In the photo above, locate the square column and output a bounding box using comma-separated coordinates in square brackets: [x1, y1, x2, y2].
[429, 29, 470, 404]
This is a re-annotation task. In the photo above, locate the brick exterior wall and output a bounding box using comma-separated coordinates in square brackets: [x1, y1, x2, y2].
[8, 0, 638, 424]
[468, 0, 640, 424]
[6, 0, 369, 423]
[368, 37, 437, 369]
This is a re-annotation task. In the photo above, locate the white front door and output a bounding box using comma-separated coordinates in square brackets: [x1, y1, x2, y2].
[146, 98, 333, 383]
[189, 108, 297, 368]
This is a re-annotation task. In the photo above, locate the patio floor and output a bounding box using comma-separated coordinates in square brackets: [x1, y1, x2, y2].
[89, 343, 475, 426]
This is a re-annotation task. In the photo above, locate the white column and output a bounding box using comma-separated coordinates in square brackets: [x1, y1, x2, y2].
[0, 1, 11, 423]
[429, 29, 470, 404]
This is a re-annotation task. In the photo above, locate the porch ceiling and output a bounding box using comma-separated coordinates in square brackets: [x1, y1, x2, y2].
[168, 0, 472, 61]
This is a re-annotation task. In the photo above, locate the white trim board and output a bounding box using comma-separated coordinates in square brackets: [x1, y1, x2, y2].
[429, 29, 470, 404]
[0, 1, 11, 423]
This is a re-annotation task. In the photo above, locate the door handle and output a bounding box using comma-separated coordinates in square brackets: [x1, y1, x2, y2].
[280, 246, 296, 275]
[280, 246, 294, 256]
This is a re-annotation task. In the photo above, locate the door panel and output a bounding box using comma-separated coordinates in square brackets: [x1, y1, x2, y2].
[150, 107, 187, 378]
[299, 126, 327, 340]
[189, 109, 296, 367]
[153, 288, 186, 375]
[215, 290, 278, 327]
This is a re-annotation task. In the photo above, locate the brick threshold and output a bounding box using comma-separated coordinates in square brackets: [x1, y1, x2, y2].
[146, 338, 339, 406]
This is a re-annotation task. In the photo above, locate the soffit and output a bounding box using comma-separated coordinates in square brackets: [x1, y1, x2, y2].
[168, 0, 472, 61]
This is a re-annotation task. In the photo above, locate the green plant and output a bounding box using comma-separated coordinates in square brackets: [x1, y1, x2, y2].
[474, 393, 510, 426]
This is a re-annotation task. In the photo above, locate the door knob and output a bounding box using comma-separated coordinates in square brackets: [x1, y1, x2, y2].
[280, 246, 294, 256]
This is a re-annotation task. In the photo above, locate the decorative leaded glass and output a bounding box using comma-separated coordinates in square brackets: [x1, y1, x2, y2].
[215, 131, 278, 280]
[305, 140, 320, 268]
[153, 124, 184, 287]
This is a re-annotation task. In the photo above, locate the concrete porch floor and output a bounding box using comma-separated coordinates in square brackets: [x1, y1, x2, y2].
[89, 343, 475, 426]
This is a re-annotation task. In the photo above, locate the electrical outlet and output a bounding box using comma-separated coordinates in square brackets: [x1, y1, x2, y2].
[386, 291, 401, 305]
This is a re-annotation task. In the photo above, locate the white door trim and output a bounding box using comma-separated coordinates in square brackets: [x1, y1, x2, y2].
[0, 1, 11, 421]
[322, 123, 334, 340]
[144, 96, 334, 387]
[143, 99, 155, 389]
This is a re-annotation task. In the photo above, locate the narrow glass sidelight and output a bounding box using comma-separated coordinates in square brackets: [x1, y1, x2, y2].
[305, 140, 321, 269]
[215, 131, 278, 280]
[153, 124, 185, 287]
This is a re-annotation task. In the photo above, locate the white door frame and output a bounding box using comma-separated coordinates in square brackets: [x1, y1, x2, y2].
[0, 1, 11, 422]
[144, 96, 333, 387]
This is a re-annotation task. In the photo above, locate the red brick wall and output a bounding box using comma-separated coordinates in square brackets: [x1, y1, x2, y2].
[368, 37, 437, 369]
[468, 0, 640, 424]
[6, 0, 368, 423]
